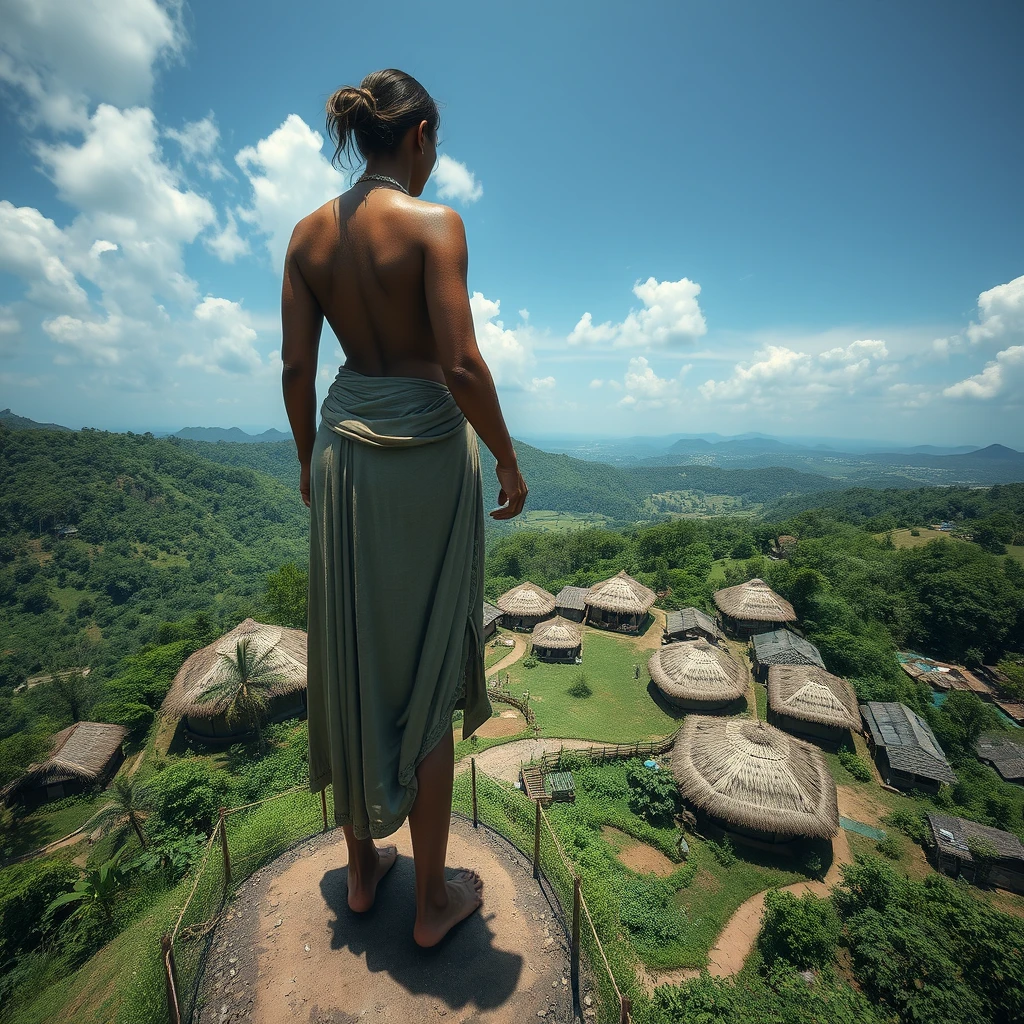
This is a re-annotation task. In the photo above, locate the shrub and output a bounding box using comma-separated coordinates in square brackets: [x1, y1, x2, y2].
[558, 750, 589, 772]
[522, 655, 538, 669]
[147, 758, 230, 837]
[882, 808, 929, 845]
[567, 672, 592, 698]
[759, 888, 842, 969]
[838, 750, 873, 782]
[625, 760, 680, 828]
[615, 872, 682, 944]
[876, 833, 902, 859]
[0, 857, 78, 960]
[706, 836, 736, 867]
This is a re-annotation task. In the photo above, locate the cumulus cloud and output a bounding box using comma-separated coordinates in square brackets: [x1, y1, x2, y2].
[179, 297, 262, 375]
[966, 274, 1024, 346]
[529, 376, 556, 391]
[433, 154, 483, 204]
[568, 277, 707, 349]
[42, 312, 130, 365]
[944, 345, 1024, 401]
[236, 115, 346, 271]
[699, 339, 893, 409]
[0, 0, 184, 129]
[166, 114, 227, 179]
[589, 379, 604, 388]
[617, 357, 689, 409]
[206, 211, 250, 263]
[470, 292, 540, 389]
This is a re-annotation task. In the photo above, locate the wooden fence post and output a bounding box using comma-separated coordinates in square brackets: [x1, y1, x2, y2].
[320, 789, 328, 831]
[161, 933, 181, 1024]
[219, 807, 231, 887]
[533, 800, 541, 880]
[619, 993, 631, 1023]
[571, 875, 581, 1003]
[471, 758, 478, 828]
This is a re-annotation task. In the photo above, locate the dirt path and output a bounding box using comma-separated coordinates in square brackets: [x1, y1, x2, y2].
[488, 631, 528, 677]
[196, 817, 578, 1024]
[457, 737, 608, 783]
[639, 825, 853, 993]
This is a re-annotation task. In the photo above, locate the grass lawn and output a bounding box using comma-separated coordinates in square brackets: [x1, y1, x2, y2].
[709, 557, 742, 585]
[3, 794, 103, 859]
[876, 527, 968, 550]
[484, 628, 516, 669]
[1007, 544, 1024, 565]
[512, 509, 611, 532]
[504, 627, 677, 742]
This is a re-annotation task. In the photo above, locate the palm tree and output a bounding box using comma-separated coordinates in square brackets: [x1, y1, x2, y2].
[197, 635, 286, 754]
[87, 776, 153, 849]
[47, 853, 126, 926]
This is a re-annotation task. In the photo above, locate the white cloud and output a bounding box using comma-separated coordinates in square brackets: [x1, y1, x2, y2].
[236, 114, 345, 271]
[699, 339, 893, 409]
[433, 154, 483, 204]
[589, 379, 604, 388]
[617, 356, 685, 409]
[0, 0, 184, 129]
[518, 309, 530, 321]
[568, 277, 707, 349]
[529, 376, 556, 391]
[944, 345, 1024, 401]
[206, 211, 250, 263]
[42, 312, 129, 365]
[470, 291, 538, 388]
[0, 202, 89, 310]
[0, 306, 20, 336]
[966, 274, 1024, 346]
[179, 297, 262, 375]
[166, 114, 227, 179]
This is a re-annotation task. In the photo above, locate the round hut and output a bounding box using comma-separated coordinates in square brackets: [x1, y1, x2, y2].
[766, 664, 860, 746]
[496, 582, 556, 631]
[531, 615, 583, 663]
[713, 578, 796, 638]
[671, 716, 839, 845]
[584, 570, 656, 634]
[161, 619, 308, 745]
[648, 638, 747, 711]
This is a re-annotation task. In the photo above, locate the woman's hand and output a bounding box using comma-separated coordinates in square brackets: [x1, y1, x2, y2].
[300, 462, 311, 508]
[491, 462, 527, 520]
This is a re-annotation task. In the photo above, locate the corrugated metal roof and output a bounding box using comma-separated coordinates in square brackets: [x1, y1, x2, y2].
[860, 702, 957, 784]
[751, 629, 824, 668]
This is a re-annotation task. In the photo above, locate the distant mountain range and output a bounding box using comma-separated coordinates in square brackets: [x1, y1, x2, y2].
[0, 408, 74, 432]
[171, 426, 293, 444]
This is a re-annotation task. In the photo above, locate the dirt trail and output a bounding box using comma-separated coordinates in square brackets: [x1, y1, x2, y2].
[639, 825, 853, 994]
[196, 817, 577, 1024]
[488, 631, 528, 676]
[457, 737, 607, 783]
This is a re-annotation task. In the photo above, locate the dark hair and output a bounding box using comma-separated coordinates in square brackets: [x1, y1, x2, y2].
[326, 69, 440, 170]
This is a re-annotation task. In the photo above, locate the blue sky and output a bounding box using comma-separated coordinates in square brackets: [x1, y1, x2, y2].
[1, 0, 1022, 446]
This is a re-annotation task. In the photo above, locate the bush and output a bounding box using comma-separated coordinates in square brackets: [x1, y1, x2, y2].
[615, 872, 682, 944]
[522, 655, 538, 669]
[706, 836, 736, 867]
[0, 858, 79, 963]
[838, 750, 873, 782]
[147, 758, 230, 837]
[759, 888, 842, 969]
[558, 750, 589, 772]
[882, 808, 929, 845]
[567, 672, 592, 698]
[625, 760, 680, 828]
[876, 833, 903, 859]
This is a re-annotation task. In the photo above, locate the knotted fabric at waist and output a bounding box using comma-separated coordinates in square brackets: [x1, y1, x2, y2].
[319, 365, 466, 447]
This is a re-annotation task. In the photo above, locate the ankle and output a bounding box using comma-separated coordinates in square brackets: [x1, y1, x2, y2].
[418, 880, 451, 914]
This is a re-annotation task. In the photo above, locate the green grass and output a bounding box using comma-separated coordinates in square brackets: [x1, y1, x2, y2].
[754, 680, 767, 720]
[511, 509, 611, 532]
[4, 795, 103, 858]
[1006, 544, 1024, 565]
[709, 557, 742, 585]
[876, 527, 968, 549]
[503, 628, 677, 742]
[484, 628, 516, 669]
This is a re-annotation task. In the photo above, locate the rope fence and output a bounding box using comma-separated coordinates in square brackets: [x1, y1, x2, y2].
[161, 760, 632, 1024]
[535, 731, 679, 774]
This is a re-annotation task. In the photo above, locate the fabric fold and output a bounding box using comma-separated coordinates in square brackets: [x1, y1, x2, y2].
[306, 365, 491, 840]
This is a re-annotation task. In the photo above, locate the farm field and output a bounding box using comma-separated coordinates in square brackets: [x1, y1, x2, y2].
[510, 509, 612, 532]
[876, 527, 968, 549]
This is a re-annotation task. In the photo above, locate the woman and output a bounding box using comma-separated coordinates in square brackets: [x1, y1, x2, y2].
[281, 68, 527, 948]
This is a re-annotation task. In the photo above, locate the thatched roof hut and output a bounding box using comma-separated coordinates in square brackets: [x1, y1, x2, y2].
[531, 615, 583, 662]
[767, 665, 860, 743]
[496, 582, 556, 629]
[648, 639, 747, 710]
[713, 578, 796, 637]
[584, 570, 656, 634]
[671, 716, 839, 843]
[161, 619, 308, 744]
[2, 721, 127, 806]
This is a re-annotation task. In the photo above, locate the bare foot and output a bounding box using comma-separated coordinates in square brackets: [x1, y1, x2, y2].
[413, 870, 484, 948]
[347, 844, 398, 913]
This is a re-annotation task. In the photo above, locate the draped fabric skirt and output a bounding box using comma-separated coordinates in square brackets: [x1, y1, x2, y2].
[306, 366, 491, 840]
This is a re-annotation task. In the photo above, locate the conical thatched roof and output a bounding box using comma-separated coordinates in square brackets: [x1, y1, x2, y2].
[161, 618, 308, 720]
[10, 722, 127, 791]
[649, 639, 746, 704]
[584, 570, 657, 614]
[496, 581, 556, 617]
[767, 665, 860, 730]
[713, 578, 795, 623]
[531, 615, 583, 650]
[671, 716, 839, 839]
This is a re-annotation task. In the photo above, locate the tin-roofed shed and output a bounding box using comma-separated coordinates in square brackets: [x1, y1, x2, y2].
[861, 701, 957, 793]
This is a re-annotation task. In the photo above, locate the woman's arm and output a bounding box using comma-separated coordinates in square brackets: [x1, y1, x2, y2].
[422, 206, 527, 520]
[281, 222, 324, 507]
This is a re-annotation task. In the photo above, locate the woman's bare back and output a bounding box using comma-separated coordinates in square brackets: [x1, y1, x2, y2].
[289, 186, 452, 384]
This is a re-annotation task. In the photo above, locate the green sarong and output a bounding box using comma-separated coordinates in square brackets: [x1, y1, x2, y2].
[306, 365, 491, 839]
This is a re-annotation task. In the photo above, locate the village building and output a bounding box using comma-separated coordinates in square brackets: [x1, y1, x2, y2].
[927, 812, 1024, 894]
[992, 700, 1024, 727]
[671, 716, 839, 847]
[663, 607, 721, 644]
[751, 628, 825, 682]
[860, 701, 957, 793]
[554, 585, 588, 623]
[713, 578, 797, 638]
[766, 664, 860, 745]
[495, 581, 556, 631]
[648, 638, 747, 711]
[482, 601, 503, 641]
[975, 732, 1024, 784]
[161, 619, 308, 746]
[583, 570, 656, 634]
[530, 615, 583, 663]
[1, 721, 127, 807]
